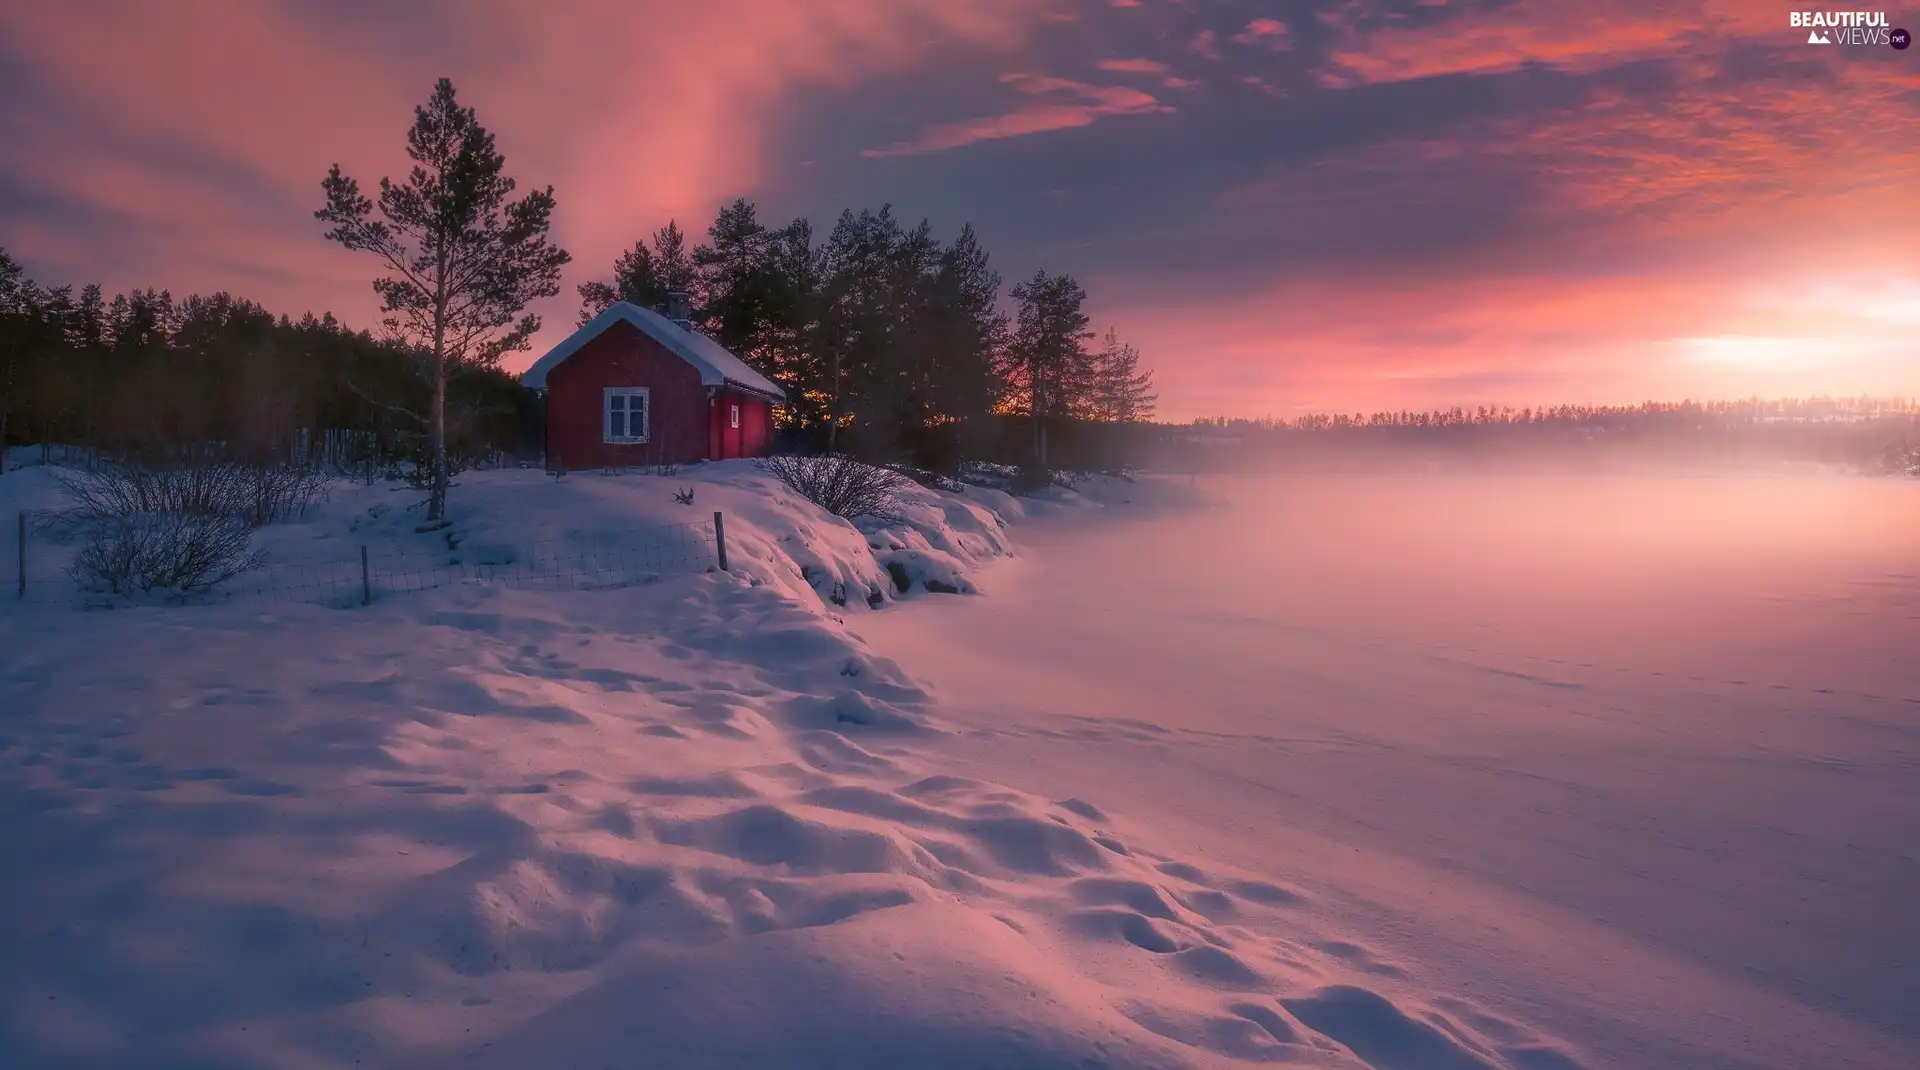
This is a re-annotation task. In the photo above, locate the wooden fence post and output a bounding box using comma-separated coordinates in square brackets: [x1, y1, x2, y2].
[361, 545, 371, 606]
[713, 511, 729, 572]
[15, 510, 24, 599]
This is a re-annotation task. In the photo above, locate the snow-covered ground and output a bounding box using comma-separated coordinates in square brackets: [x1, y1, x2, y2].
[2, 459, 1311, 1070]
[6, 460, 1913, 1069]
[857, 471, 1920, 1070]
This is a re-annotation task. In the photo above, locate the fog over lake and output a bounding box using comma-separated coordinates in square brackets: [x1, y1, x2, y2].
[860, 471, 1920, 1070]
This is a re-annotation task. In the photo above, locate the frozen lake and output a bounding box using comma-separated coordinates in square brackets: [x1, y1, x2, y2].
[858, 472, 1920, 1070]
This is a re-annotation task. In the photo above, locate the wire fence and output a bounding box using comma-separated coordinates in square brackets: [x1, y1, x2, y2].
[8, 510, 725, 611]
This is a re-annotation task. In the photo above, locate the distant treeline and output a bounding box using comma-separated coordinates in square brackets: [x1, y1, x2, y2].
[0, 249, 527, 469]
[1163, 399, 1920, 473]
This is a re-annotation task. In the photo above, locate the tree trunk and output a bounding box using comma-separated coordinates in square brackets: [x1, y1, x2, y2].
[1029, 377, 1040, 465]
[1031, 372, 1046, 472]
[428, 278, 449, 523]
[826, 350, 842, 454]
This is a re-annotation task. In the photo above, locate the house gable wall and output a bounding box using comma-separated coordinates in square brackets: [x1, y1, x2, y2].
[545, 320, 709, 468]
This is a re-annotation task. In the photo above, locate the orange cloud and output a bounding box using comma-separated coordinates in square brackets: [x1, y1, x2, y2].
[862, 74, 1174, 157]
[1231, 17, 1293, 50]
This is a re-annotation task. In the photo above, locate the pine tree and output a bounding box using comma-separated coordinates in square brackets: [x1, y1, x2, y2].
[67, 285, 106, 351]
[99, 289, 176, 447]
[0, 249, 27, 316]
[817, 206, 906, 453]
[931, 225, 1008, 412]
[651, 221, 696, 296]
[1005, 270, 1094, 471]
[864, 216, 941, 454]
[760, 218, 825, 432]
[316, 78, 569, 523]
[693, 198, 776, 356]
[1088, 327, 1157, 423]
[577, 240, 665, 325]
[577, 220, 691, 325]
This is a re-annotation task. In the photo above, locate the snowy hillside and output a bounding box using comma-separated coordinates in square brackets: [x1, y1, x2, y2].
[3, 460, 1016, 612]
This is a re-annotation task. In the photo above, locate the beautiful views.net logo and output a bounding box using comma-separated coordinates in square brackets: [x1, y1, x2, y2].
[1789, 10, 1902, 45]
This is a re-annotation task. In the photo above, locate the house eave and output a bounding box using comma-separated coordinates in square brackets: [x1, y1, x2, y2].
[723, 379, 786, 404]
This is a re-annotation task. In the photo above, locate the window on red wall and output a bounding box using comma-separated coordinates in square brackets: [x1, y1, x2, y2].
[604, 387, 649, 443]
[730, 403, 741, 429]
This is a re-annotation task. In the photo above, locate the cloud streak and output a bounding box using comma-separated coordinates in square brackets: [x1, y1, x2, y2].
[1314, 0, 1775, 87]
[861, 74, 1173, 157]
[1097, 57, 1171, 74]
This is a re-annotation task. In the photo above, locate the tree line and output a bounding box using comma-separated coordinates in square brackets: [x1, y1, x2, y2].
[1165, 398, 1920, 473]
[1186, 397, 1919, 432]
[2, 78, 1158, 514]
[572, 201, 1156, 472]
[0, 251, 528, 476]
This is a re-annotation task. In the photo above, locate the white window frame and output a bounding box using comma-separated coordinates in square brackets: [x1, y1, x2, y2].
[603, 387, 650, 444]
[730, 402, 741, 429]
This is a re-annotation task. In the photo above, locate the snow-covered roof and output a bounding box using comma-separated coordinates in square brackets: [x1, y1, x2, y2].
[521, 301, 786, 401]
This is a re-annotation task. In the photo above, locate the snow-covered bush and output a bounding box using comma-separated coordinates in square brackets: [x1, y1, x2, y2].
[956, 460, 1019, 491]
[756, 453, 912, 523]
[51, 457, 328, 530]
[233, 461, 332, 526]
[879, 548, 973, 594]
[44, 455, 319, 599]
[69, 511, 266, 597]
[884, 463, 966, 493]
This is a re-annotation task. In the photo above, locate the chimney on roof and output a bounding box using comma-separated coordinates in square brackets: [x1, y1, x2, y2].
[664, 291, 691, 329]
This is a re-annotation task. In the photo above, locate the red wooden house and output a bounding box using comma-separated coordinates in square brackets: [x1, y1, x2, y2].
[521, 297, 785, 470]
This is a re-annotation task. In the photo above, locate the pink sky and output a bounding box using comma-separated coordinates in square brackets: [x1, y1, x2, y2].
[1, 0, 1915, 420]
